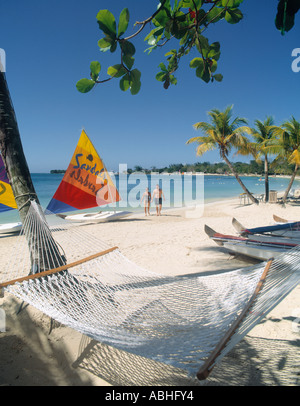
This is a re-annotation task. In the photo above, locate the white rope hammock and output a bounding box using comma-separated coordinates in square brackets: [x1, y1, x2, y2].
[1, 201, 300, 380]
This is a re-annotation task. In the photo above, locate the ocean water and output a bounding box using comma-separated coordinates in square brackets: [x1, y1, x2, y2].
[0, 173, 298, 223]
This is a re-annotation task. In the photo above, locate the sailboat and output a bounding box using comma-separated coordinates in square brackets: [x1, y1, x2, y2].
[0, 155, 22, 233]
[46, 130, 131, 222]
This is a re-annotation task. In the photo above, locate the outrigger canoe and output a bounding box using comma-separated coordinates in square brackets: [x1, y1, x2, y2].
[205, 225, 297, 261]
[232, 217, 300, 239]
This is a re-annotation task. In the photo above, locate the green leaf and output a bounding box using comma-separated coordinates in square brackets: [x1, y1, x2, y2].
[169, 74, 177, 85]
[76, 79, 95, 93]
[275, 0, 300, 34]
[208, 42, 221, 60]
[182, 0, 203, 9]
[98, 36, 114, 51]
[206, 7, 226, 23]
[196, 35, 210, 57]
[144, 27, 164, 43]
[190, 56, 211, 82]
[90, 61, 101, 81]
[195, 61, 210, 83]
[118, 8, 129, 37]
[221, 0, 243, 7]
[210, 59, 217, 73]
[120, 73, 131, 91]
[96, 10, 117, 37]
[154, 7, 171, 27]
[197, 66, 210, 83]
[110, 41, 117, 53]
[121, 40, 136, 56]
[165, 49, 177, 57]
[225, 9, 243, 24]
[123, 55, 135, 70]
[159, 62, 168, 72]
[144, 26, 164, 46]
[169, 12, 188, 39]
[190, 57, 204, 69]
[130, 69, 141, 95]
[213, 73, 223, 82]
[107, 64, 127, 78]
[156, 71, 167, 82]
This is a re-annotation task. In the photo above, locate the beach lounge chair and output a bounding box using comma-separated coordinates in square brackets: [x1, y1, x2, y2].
[289, 189, 300, 202]
[254, 193, 265, 202]
[239, 192, 249, 205]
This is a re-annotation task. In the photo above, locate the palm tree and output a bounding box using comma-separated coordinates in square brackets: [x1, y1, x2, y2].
[271, 117, 300, 204]
[187, 105, 258, 204]
[0, 71, 64, 272]
[240, 117, 277, 202]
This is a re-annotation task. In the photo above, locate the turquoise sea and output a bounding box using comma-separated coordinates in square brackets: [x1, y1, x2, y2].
[0, 173, 299, 223]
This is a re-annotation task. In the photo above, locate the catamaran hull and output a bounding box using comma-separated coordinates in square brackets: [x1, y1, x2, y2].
[0, 222, 22, 234]
[57, 211, 132, 223]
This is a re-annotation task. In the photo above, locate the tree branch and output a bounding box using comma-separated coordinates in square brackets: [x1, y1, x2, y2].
[124, 0, 168, 41]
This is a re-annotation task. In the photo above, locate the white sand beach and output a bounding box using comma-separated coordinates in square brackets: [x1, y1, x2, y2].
[0, 197, 300, 386]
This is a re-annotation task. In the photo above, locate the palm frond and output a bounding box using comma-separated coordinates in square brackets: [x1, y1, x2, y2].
[196, 142, 216, 156]
[289, 149, 300, 165]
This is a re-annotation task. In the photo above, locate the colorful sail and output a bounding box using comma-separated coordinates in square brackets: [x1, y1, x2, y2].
[0, 155, 17, 213]
[46, 130, 121, 214]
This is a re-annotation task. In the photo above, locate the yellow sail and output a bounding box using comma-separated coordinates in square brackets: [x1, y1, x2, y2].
[46, 130, 121, 213]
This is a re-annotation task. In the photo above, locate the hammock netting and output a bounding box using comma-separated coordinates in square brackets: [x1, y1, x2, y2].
[1, 202, 300, 380]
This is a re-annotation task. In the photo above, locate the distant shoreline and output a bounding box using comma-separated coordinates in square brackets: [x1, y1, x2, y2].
[48, 170, 300, 180]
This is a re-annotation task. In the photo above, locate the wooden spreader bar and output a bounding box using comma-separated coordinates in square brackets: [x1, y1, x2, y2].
[197, 258, 274, 380]
[0, 246, 119, 289]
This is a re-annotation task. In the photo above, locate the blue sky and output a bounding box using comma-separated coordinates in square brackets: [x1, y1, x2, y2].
[0, 0, 300, 172]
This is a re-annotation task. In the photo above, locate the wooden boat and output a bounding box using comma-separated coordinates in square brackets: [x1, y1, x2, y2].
[232, 217, 300, 239]
[205, 225, 295, 261]
[273, 214, 288, 223]
[46, 130, 132, 223]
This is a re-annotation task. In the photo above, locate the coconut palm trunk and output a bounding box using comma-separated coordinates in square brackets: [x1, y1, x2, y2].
[221, 152, 258, 204]
[0, 72, 38, 223]
[0, 72, 65, 273]
[270, 117, 300, 205]
[264, 155, 269, 202]
[282, 164, 298, 204]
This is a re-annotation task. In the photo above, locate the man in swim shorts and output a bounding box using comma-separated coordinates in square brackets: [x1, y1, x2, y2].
[151, 184, 165, 216]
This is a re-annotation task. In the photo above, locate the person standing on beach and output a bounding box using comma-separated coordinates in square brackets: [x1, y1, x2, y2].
[141, 187, 151, 216]
[152, 184, 165, 216]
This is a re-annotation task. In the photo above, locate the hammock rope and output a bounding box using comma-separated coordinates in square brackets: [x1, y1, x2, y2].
[1, 201, 299, 381]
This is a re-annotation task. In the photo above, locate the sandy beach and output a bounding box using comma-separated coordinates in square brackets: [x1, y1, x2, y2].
[0, 197, 300, 386]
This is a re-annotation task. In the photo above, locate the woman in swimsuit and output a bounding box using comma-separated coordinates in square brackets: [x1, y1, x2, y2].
[141, 187, 151, 215]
